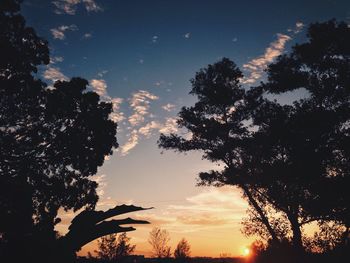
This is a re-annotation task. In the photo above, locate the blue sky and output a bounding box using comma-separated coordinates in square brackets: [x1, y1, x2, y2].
[22, 0, 350, 257]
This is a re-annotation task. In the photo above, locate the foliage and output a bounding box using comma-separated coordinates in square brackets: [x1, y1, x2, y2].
[174, 238, 191, 260]
[96, 232, 136, 261]
[158, 20, 350, 254]
[0, 1, 152, 262]
[148, 227, 171, 258]
[115, 233, 136, 260]
[96, 234, 118, 261]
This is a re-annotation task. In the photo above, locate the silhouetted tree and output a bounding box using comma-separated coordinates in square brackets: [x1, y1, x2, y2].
[158, 20, 350, 256]
[115, 233, 136, 261]
[96, 234, 118, 261]
[174, 238, 191, 260]
[96, 232, 136, 261]
[148, 227, 171, 258]
[261, 18, 350, 230]
[158, 58, 280, 244]
[0, 1, 150, 262]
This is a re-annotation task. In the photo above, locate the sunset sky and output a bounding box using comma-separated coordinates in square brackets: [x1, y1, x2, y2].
[22, 0, 349, 258]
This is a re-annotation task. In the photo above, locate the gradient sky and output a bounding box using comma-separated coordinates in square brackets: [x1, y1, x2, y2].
[22, 0, 350, 258]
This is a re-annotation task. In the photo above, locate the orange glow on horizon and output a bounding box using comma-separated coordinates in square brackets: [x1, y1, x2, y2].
[243, 247, 250, 257]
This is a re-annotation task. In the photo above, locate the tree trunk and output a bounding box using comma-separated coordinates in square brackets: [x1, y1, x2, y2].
[241, 184, 279, 243]
[286, 210, 303, 251]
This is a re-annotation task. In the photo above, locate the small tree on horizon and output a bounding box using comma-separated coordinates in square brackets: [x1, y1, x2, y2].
[148, 227, 171, 258]
[95, 232, 136, 261]
[174, 238, 191, 260]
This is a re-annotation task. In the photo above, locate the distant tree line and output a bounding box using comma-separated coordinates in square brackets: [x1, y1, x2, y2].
[158, 20, 350, 262]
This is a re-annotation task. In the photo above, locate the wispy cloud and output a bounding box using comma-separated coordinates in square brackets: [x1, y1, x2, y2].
[138, 121, 161, 138]
[242, 33, 291, 84]
[90, 79, 107, 97]
[43, 66, 68, 82]
[128, 90, 159, 127]
[97, 70, 108, 77]
[50, 24, 78, 40]
[242, 22, 304, 84]
[110, 97, 125, 122]
[89, 78, 125, 123]
[184, 32, 191, 39]
[159, 117, 178, 134]
[161, 103, 176, 112]
[50, 56, 64, 64]
[152, 35, 158, 43]
[133, 186, 248, 233]
[288, 21, 304, 34]
[83, 32, 92, 39]
[120, 130, 139, 156]
[91, 174, 107, 196]
[52, 0, 102, 15]
[294, 21, 304, 33]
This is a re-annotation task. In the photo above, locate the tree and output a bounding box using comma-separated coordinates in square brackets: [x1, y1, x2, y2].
[158, 58, 280, 244]
[148, 227, 171, 258]
[246, 20, 350, 250]
[174, 238, 191, 260]
[0, 1, 150, 262]
[96, 232, 136, 261]
[158, 20, 350, 255]
[96, 234, 118, 261]
[115, 233, 136, 260]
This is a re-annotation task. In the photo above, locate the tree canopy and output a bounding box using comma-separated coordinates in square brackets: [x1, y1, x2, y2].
[0, 0, 122, 261]
[159, 20, 350, 255]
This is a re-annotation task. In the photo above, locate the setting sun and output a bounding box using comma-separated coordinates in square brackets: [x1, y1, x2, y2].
[243, 247, 251, 257]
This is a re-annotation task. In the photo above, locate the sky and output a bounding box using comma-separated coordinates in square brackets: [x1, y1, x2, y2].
[22, 0, 350, 258]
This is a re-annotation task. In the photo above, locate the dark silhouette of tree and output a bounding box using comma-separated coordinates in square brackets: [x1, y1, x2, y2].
[158, 20, 350, 257]
[158, 58, 280, 244]
[242, 20, 350, 252]
[0, 1, 150, 262]
[115, 233, 136, 261]
[96, 234, 118, 261]
[95, 232, 136, 261]
[174, 238, 191, 260]
[148, 227, 171, 258]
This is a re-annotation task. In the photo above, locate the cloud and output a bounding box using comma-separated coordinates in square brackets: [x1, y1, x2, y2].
[161, 103, 176, 112]
[241, 33, 291, 84]
[90, 79, 107, 97]
[241, 21, 305, 84]
[83, 32, 92, 39]
[232, 37, 238, 42]
[184, 32, 191, 39]
[89, 78, 125, 123]
[110, 97, 125, 122]
[50, 56, 64, 64]
[128, 90, 159, 127]
[137, 117, 178, 139]
[152, 35, 158, 43]
[167, 187, 248, 229]
[120, 130, 139, 156]
[43, 66, 68, 82]
[133, 186, 248, 233]
[159, 117, 178, 134]
[139, 59, 144, 64]
[83, 0, 102, 12]
[294, 21, 304, 33]
[52, 0, 102, 15]
[97, 70, 108, 77]
[50, 24, 78, 40]
[138, 121, 161, 138]
[91, 174, 107, 196]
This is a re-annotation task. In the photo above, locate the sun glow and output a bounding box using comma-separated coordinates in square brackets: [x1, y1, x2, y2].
[243, 247, 251, 257]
